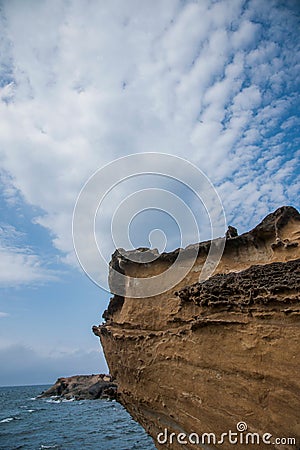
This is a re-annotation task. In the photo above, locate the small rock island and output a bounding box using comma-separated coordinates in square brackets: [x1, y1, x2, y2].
[39, 374, 117, 401]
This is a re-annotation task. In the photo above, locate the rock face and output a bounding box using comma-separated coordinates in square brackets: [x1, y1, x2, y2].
[93, 206, 300, 450]
[39, 374, 117, 400]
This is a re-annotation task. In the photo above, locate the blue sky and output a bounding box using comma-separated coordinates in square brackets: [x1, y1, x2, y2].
[0, 0, 299, 385]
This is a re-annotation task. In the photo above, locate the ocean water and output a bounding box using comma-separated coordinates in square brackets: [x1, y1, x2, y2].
[0, 385, 156, 450]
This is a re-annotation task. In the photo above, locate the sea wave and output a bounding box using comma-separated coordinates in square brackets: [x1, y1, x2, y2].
[45, 396, 75, 403]
[40, 445, 59, 449]
[0, 416, 21, 423]
[0, 385, 155, 449]
[62, 397, 75, 402]
[45, 396, 61, 404]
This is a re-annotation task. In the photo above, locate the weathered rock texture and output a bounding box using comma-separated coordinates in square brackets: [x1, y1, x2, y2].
[93, 206, 300, 450]
[39, 374, 117, 400]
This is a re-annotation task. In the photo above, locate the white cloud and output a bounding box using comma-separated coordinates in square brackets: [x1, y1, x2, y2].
[0, 0, 298, 278]
[231, 19, 261, 50]
[0, 224, 58, 287]
[0, 311, 9, 318]
[0, 344, 108, 385]
[231, 85, 262, 112]
[0, 247, 56, 286]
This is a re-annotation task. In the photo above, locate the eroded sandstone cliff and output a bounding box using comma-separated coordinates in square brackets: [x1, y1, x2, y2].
[93, 206, 300, 450]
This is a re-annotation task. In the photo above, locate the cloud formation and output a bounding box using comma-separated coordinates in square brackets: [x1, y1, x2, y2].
[0, 0, 299, 282]
[0, 223, 58, 286]
[0, 344, 108, 385]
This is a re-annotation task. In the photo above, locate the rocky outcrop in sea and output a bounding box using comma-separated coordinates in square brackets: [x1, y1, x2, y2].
[39, 374, 117, 401]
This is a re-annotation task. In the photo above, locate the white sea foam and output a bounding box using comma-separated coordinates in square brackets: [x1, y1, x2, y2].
[46, 398, 61, 403]
[45, 396, 75, 403]
[27, 409, 35, 412]
[40, 445, 58, 449]
[0, 416, 21, 423]
[0, 417, 14, 423]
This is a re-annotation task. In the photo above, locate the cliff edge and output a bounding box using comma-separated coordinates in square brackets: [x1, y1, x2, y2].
[93, 206, 300, 450]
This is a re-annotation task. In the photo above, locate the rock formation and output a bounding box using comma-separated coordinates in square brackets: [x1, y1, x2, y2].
[39, 374, 117, 401]
[93, 206, 300, 450]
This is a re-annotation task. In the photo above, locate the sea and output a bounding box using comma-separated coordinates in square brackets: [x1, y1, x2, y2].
[0, 385, 156, 450]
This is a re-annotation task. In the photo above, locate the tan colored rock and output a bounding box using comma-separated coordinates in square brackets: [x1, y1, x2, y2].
[93, 206, 300, 450]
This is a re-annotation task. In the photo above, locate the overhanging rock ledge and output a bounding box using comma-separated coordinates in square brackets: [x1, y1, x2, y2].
[93, 206, 300, 450]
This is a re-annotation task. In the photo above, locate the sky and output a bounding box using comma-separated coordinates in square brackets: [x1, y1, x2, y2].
[0, 0, 299, 386]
